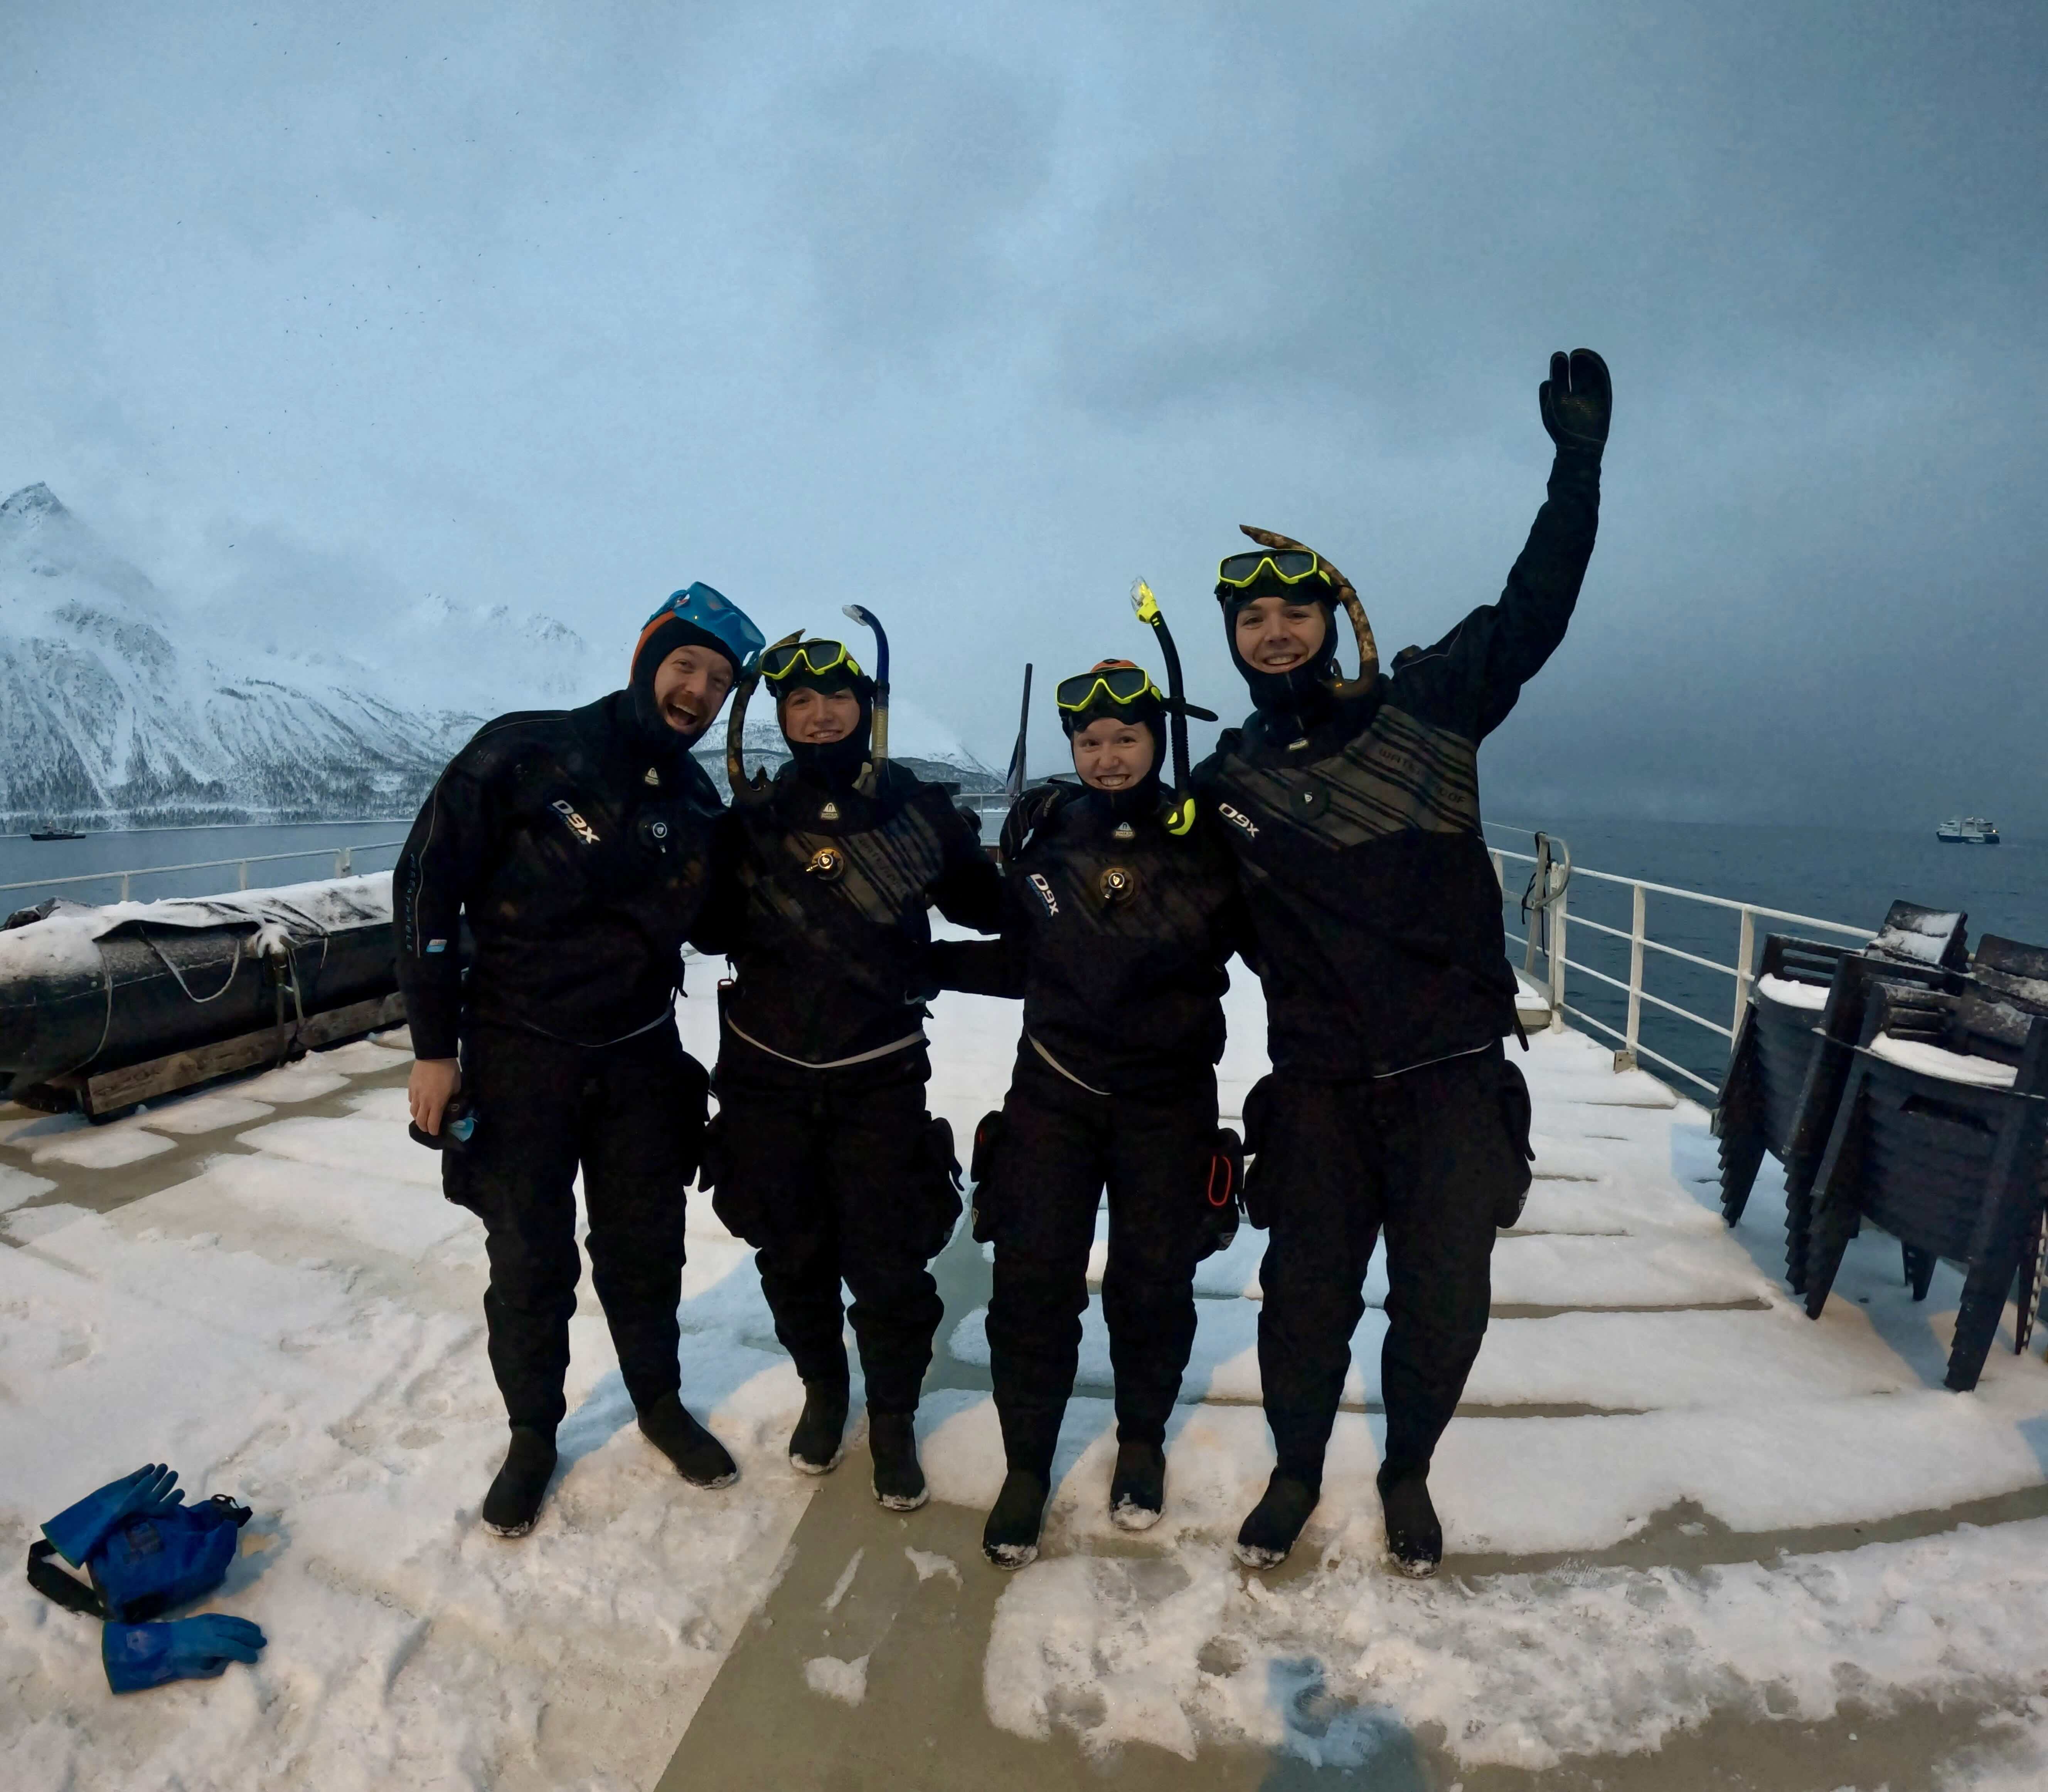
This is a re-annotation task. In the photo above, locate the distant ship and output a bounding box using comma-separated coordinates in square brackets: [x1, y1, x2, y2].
[1936, 816, 2000, 844]
[29, 828, 85, 841]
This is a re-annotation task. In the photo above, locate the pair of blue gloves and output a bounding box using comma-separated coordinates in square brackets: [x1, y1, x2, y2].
[45, 1465, 268, 1694]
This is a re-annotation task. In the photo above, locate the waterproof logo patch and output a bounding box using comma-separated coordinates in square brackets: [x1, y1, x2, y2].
[1218, 803, 1260, 840]
[551, 800, 601, 846]
[1028, 873, 1060, 916]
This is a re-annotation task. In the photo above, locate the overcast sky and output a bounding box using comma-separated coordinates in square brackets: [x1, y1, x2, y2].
[5, 2, 2044, 827]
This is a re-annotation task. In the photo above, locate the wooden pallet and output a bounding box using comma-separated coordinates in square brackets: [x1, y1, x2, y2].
[39, 991, 407, 1120]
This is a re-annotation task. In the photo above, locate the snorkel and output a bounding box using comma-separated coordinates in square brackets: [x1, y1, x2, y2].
[1233, 524, 1380, 696]
[840, 604, 890, 796]
[1128, 579, 1216, 836]
[1004, 664, 1033, 802]
[727, 630, 803, 808]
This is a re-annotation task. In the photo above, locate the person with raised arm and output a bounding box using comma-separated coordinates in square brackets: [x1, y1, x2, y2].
[394, 583, 765, 1538]
[1191, 349, 1610, 1575]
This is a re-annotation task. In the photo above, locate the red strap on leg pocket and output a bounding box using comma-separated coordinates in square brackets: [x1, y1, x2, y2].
[1206, 1152, 1235, 1207]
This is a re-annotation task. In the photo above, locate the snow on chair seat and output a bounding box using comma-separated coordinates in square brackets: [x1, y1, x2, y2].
[1753, 972, 1828, 1011]
[1715, 901, 1969, 1266]
[1868, 1033, 2019, 1088]
[1798, 952, 2048, 1391]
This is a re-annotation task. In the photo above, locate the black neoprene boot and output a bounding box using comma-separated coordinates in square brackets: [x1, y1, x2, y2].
[1234, 1470, 1320, 1568]
[482, 1427, 557, 1537]
[868, 1411, 928, 1511]
[1109, 1441, 1165, 1532]
[983, 1469, 1050, 1568]
[638, 1392, 739, 1489]
[1378, 1466, 1443, 1578]
[789, 1381, 850, 1475]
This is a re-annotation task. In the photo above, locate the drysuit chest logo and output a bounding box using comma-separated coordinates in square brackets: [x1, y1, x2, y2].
[1028, 873, 1060, 917]
[1218, 802, 1260, 840]
[551, 800, 601, 846]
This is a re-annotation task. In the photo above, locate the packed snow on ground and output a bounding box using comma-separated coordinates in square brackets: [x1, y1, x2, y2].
[0, 997, 818, 1792]
[947, 1013, 2048, 1776]
[5, 929, 2048, 1785]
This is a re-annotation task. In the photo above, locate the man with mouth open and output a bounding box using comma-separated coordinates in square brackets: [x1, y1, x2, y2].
[1194, 349, 1610, 1576]
[394, 583, 766, 1538]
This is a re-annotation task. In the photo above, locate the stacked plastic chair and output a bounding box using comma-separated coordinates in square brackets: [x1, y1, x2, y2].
[1716, 902, 1969, 1298]
[1797, 935, 2048, 1391]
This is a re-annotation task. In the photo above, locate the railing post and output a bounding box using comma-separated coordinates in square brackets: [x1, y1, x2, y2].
[238, 860, 250, 891]
[1616, 880, 1645, 1071]
[1491, 849, 1504, 892]
[120, 871, 131, 903]
[1547, 884, 1568, 1032]
[336, 847, 352, 876]
[1732, 904, 1756, 1037]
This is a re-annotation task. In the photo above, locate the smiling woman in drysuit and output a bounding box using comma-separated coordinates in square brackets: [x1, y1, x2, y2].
[394, 583, 766, 1539]
[932, 594, 1249, 1568]
[696, 613, 1002, 1511]
[1191, 348, 1610, 1576]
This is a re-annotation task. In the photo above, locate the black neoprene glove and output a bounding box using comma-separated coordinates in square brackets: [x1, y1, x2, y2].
[1540, 347, 1610, 453]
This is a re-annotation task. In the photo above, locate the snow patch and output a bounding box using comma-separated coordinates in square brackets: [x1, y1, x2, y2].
[26, 1125, 175, 1169]
[986, 1519, 2048, 1772]
[804, 1653, 871, 1705]
[904, 1547, 961, 1586]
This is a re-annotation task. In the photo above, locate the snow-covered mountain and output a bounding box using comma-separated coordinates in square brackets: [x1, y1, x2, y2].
[0, 484, 995, 828]
[0, 485, 484, 828]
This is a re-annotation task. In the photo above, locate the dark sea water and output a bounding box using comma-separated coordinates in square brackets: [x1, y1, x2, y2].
[0, 819, 412, 911]
[4, 811, 2036, 1103]
[1486, 817, 2046, 1095]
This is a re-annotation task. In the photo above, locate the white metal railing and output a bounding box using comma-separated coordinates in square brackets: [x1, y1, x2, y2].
[0, 840, 406, 906]
[1491, 835, 1871, 1098]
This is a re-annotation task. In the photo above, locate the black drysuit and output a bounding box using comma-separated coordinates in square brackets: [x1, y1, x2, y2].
[701, 759, 1002, 1415]
[1192, 444, 1600, 1487]
[933, 783, 1249, 1480]
[392, 691, 725, 1433]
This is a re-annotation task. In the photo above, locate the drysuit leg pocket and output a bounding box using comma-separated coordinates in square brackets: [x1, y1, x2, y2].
[1239, 1075, 1278, 1231]
[918, 1115, 966, 1258]
[968, 1108, 1006, 1244]
[673, 1050, 711, 1185]
[1493, 1056, 1536, 1228]
[1196, 1126, 1246, 1260]
[701, 1110, 770, 1248]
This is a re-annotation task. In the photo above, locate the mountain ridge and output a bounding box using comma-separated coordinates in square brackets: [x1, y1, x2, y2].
[0, 485, 995, 828]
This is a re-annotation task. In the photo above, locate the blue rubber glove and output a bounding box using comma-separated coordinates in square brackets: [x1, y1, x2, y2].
[42, 1465, 184, 1568]
[103, 1615, 267, 1693]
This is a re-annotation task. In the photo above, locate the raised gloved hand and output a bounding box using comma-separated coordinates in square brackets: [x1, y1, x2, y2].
[1539, 347, 1611, 452]
[103, 1614, 268, 1693]
[42, 1465, 184, 1569]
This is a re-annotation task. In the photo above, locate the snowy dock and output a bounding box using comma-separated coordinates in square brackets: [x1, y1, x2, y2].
[5, 960, 2048, 1788]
